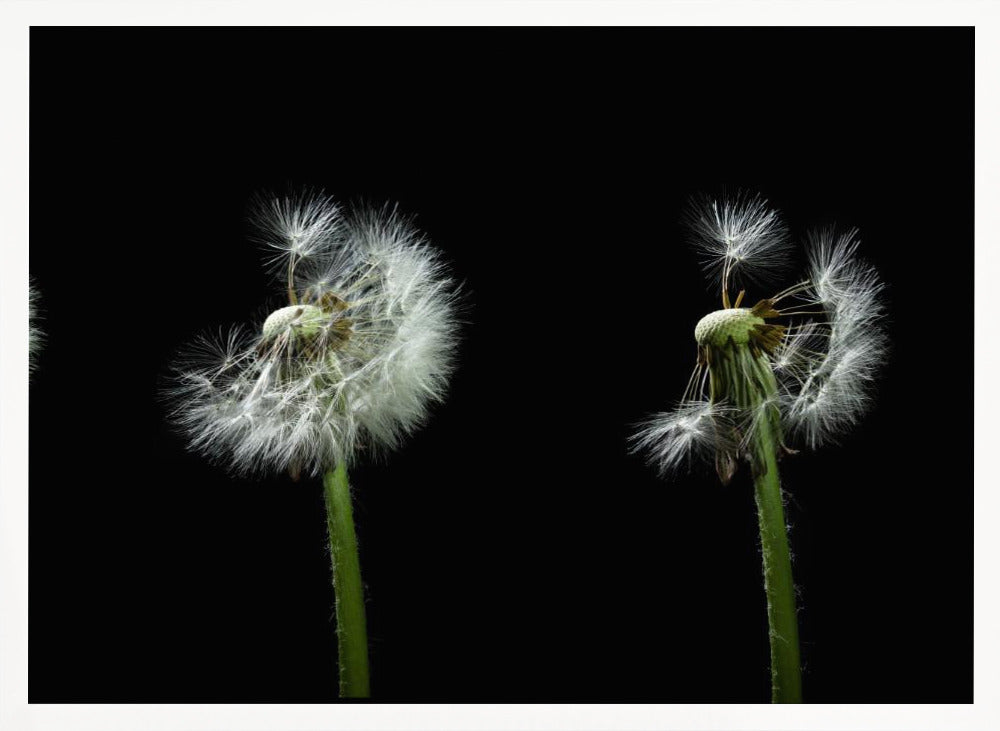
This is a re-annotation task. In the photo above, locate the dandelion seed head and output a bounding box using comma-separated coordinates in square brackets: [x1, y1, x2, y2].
[170, 193, 460, 478]
[637, 195, 887, 481]
[695, 307, 764, 347]
[261, 304, 332, 341]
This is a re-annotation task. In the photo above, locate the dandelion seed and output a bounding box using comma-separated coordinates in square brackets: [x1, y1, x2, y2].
[633, 400, 739, 476]
[685, 191, 795, 293]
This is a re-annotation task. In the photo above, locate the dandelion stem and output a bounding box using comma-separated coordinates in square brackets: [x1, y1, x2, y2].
[751, 417, 802, 703]
[323, 462, 370, 698]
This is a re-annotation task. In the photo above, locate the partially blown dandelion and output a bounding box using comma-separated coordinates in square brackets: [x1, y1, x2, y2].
[170, 191, 459, 697]
[632, 193, 887, 703]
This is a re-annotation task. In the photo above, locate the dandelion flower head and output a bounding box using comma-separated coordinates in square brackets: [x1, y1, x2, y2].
[634, 193, 887, 483]
[171, 192, 460, 478]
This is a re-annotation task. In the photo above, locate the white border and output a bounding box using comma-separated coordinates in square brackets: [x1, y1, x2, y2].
[2, 2, 996, 730]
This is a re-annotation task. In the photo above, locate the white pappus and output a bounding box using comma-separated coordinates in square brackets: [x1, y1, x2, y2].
[170, 192, 460, 478]
[684, 192, 795, 292]
[634, 194, 887, 482]
[29, 282, 43, 372]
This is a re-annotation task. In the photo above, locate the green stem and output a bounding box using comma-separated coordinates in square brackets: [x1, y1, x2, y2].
[751, 417, 802, 703]
[323, 462, 370, 698]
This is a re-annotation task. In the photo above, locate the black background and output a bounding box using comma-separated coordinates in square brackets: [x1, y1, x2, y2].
[29, 28, 972, 703]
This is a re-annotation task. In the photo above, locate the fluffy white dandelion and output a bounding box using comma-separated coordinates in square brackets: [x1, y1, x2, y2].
[632, 193, 887, 704]
[171, 194, 459, 478]
[169, 191, 460, 699]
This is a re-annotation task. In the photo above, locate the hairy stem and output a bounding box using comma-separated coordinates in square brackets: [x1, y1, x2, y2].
[751, 417, 802, 703]
[323, 463, 370, 698]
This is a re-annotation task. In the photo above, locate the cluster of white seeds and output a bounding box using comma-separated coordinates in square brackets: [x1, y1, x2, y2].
[170, 194, 459, 477]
